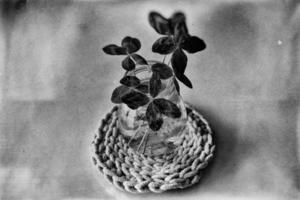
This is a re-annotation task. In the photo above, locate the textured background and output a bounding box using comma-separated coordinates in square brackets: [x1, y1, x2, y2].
[0, 0, 299, 199]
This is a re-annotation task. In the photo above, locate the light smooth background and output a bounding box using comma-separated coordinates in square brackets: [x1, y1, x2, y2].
[0, 0, 299, 199]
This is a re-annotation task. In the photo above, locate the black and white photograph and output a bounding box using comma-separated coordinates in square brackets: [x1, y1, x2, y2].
[0, 0, 299, 199]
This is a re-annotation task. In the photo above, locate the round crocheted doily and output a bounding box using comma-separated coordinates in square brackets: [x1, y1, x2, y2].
[91, 105, 215, 193]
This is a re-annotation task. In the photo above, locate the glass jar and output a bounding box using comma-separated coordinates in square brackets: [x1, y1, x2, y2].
[118, 61, 188, 156]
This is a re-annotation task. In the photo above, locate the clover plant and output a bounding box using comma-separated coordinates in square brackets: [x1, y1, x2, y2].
[103, 11, 206, 131]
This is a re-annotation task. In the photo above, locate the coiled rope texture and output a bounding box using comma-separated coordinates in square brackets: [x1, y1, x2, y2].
[91, 105, 215, 193]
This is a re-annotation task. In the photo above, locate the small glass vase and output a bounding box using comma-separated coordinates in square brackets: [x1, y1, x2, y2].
[118, 61, 188, 156]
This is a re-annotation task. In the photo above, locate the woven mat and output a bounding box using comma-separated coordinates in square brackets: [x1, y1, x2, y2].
[91, 105, 215, 193]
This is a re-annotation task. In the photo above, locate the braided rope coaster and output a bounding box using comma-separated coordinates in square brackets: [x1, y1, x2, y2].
[91, 105, 215, 193]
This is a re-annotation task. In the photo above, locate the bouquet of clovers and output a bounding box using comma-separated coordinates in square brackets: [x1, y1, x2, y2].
[103, 11, 206, 132]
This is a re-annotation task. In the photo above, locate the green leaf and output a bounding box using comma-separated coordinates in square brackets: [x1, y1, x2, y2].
[121, 36, 141, 54]
[174, 20, 189, 43]
[149, 11, 172, 35]
[146, 102, 163, 131]
[122, 56, 135, 71]
[174, 78, 180, 94]
[111, 85, 130, 103]
[153, 98, 181, 118]
[170, 12, 186, 33]
[151, 63, 173, 80]
[171, 12, 185, 23]
[120, 76, 140, 87]
[135, 83, 149, 93]
[103, 44, 127, 55]
[181, 36, 206, 53]
[171, 49, 192, 88]
[131, 54, 148, 65]
[171, 48, 187, 76]
[152, 36, 176, 55]
[150, 72, 161, 98]
[176, 73, 193, 88]
[121, 89, 149, 110]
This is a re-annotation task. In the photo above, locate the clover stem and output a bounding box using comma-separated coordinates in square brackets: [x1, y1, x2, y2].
[129, 54, 137, 76]
[167, 58, 171, 66]
[147, 62, 151, 72]
[142, 131, 149, 154]
[137, 130, 149, 153]
[162, 55, 166, 63]
[128, 130, 138, 146]
[146, 63, 151, 93]
[129, 120, 146, 145]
